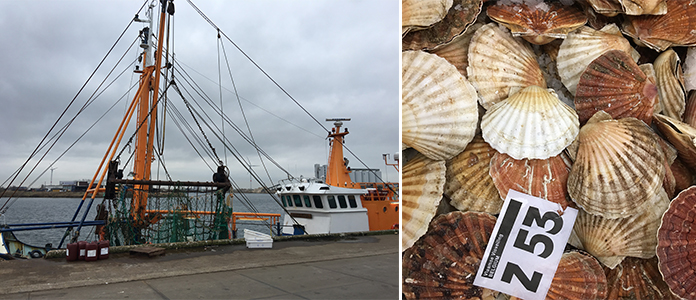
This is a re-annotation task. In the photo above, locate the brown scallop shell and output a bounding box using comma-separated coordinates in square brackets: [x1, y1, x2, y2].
[586, 0, 622, 17]
[402, 152, 446, 250]
[570, 189, 669, 269]
[621, 1, 696, 51]
[655, 49, 687, 120]
[444, 135, 502, 214]
[574, 50, 658, 125]
[618, 0, 667, 15]
[489, 151, 572, 209]
[402, 0, 484, 51]
[428, 23, 482, 77]
[653, 113, 696, 170]
[402, 211, 498, 300]
[546, 252, 608, 300]
[672, 158, 695, 195]
[657, 186, 696, 300]
[605, 257, 679, 300]
[685, 90, 696, 128]
[567, 115, 665, 219]
[486, 1, 587, 45]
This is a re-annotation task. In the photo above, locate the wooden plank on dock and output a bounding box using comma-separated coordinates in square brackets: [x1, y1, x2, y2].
[130, 246, 165, 257]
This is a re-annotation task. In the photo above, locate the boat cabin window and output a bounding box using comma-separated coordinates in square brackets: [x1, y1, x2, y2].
[293, 195, 303, 207]
[328, 195, 337, 209]
[283, 195, 291, 207]
[313, 195, 323, 208]
[348, 195, 357, 208]
[303, 195, 312, 207]
[338, 195, 347, 208]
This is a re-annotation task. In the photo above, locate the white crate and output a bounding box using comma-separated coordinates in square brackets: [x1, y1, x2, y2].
[246, 239, 273, 248]
[244, 229, 273, 248]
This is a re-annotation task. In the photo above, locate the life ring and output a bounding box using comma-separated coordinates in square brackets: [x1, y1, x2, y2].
[391, 223, 399, 230]
[29, 250, 44, 259]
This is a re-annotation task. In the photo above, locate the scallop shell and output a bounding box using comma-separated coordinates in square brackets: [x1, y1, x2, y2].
[429, 23, 482, 77]
[618, 0, 667, 15]
[546, 252, 608, 300]
[574, 50, 658, 125]
[685, 47, 696, 92]
[402, 0, 453, 36]
[467, 23, 546, 110]
[605, 257, 679, 300]
[402, 211, 498, 300]
[567, 115, 665, 219]
[570, 189, 669, 269]
[653, 113, 696, 170]
[684, 90, 696, 128]
[481, 85, 579, 160]
[444, 135, 502, 214]
[586, 0, 623, 17]
[621, 1, 696, 51]
[402, 152, 446, 250]
[654, 49, 686, 120]
[557, 24, 640, 95]
[402, 50, 479, 161]
[672, 158, 695, 195]
[402, 0, 484, 51]
[486, 1, 587, 45]
[657, 186, 696, 300]
[489, 151, 572, 209]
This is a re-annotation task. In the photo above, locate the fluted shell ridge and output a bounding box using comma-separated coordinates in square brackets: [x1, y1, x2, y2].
[654, 49, 686, 120]
[467, 23, 546, 109]
[402, 50, 479, 161]
[444, 135, 502, 214]
[557, 24, 640, 95]
[546, 252, 608, 300]
[568, 116, 665, 219]
[657, 186, 696, 300]
[481, 85, 579, 160]
[402, 153, 446, 250]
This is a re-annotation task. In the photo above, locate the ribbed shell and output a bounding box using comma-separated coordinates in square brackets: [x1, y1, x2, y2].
[467, 23, 546, 109]
[685, 91, 696, 128]
[621, 1, 696, 51]
[557, 24, 640, 95]
[587, 0, 623, 17]
[686, 47, 696, 92]
[570, 189, 669, 269]
[489, 152, 572, 209]
[402, 153, 446, 250]
[653, 114, 696, 170]
[402, 0, 484, 51]
[657, 186, 696, 300]
[574, 50, 657, 125]
[567, 116, 665, 219]
[605, 257, 679, 300]
[618, 0, 667, 15]
[481, 85, 579, 160]
[546, 252, 608, 300]
[428, 23, 482, 77]
[402, 0, 453, 35]
[672, 158, 695, 195]
[655, 49, 686, 120]
[486, 2, 587, 45]
[444, 136, 502, 214]
[402, 211, 498, 300]
[402, 51, 479, 161]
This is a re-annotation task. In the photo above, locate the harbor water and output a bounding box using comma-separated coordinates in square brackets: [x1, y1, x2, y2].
[1, 193, 283, 248]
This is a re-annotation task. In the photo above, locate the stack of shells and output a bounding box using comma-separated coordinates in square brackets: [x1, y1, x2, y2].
[402, 0, 696, 299]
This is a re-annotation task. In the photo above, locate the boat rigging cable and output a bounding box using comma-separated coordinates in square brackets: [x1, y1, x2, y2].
[185, 0, 398, 197]
[0, 11, 147, 214]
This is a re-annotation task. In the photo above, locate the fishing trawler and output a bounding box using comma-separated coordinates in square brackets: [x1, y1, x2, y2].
[277, 119, 399, 235]
[0, 1, 397, 259]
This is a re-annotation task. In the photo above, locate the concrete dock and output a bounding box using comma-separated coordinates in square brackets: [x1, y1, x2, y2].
[0, 233, 399, 299]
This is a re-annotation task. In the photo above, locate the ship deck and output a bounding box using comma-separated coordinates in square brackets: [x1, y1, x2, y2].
[0, 233, 398, 299]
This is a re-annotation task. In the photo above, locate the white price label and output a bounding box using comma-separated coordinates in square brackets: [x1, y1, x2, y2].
[474, 190, 577, 300]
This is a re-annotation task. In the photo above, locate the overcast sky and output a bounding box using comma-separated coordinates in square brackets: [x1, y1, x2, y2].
[0, 0, 399, 190]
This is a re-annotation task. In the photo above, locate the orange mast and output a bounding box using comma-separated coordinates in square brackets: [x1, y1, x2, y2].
[324, 118, 359, 189]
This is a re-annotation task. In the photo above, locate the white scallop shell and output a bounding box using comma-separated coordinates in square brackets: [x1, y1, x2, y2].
[402, 0, 453, 35]
[655, 49, 687, 120]
[402, 50, 479, 161]
[467, 23, 546, 110]
[481, 85, 579, 160]
[557, 24, 640, 95]
[402, 152, 446, 250]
